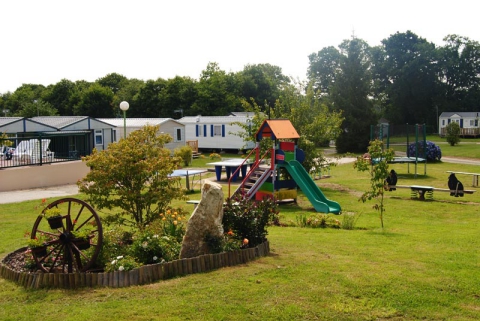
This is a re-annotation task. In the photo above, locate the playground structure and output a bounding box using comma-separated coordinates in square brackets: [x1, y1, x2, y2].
[370, 123, 427, 177]
[228, 119, 341, 214]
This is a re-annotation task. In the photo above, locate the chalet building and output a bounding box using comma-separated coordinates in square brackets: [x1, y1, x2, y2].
[439, 112, 480, 137]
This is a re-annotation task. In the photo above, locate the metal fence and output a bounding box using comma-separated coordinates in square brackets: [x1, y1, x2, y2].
[0, 132, 92, 169]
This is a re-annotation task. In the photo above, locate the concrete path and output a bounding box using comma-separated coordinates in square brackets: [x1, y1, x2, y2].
[0, 184, 80, 204]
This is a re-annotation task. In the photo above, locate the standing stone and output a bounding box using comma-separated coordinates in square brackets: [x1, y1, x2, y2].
[180, 181, 224, 259]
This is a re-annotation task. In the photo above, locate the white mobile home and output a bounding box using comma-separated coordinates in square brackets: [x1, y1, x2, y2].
[179, 115, 255, 151]
[98, 118, 185, 151]
[439, 112, 480, 137]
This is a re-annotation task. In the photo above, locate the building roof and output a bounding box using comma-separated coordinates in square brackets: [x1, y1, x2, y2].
[440, 112, 480, 118]
[97, 118, 182, 127]
[256, 119, 300, 140]
[0, 117, 23, 127]
[178, 115, 250, 124]
[229, 112, 256, 117]
[31, 116, 90, 129]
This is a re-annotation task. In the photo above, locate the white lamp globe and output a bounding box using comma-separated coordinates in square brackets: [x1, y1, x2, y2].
[119, 101, 129, 111]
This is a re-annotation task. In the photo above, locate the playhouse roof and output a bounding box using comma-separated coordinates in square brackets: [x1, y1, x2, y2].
[256, 119, 300, 140]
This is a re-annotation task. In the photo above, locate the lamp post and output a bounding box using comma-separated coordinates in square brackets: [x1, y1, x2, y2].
[119, 101, 129, 139]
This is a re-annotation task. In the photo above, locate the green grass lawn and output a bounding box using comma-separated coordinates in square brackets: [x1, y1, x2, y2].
[1, 155, 480, 320]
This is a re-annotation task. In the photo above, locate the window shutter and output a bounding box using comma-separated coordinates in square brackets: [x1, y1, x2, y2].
[204, 125, 207, 137]
[222, 124, 225, 137]
[460, 119, 464, 128]
[196, 125, 199, 137]
[211, 125, 214, 137]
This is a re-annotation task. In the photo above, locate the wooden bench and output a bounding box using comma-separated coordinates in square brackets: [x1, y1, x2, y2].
[446, 171, 480, 187]
[392, 185, 476, 200]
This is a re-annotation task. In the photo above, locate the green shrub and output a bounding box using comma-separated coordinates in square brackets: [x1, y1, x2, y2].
[130, 231, 181, 264]
[204, 232, 242, 253]
[174, 145, 193, 166]
[445, 122, 461, 146]
[296, 214, 341, 228]
[223, 196, 279, 247]
[341, 212, 359, 230]
[104, 255, 140, 272]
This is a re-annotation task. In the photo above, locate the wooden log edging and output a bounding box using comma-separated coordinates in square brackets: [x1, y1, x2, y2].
[0, 241, 270, 289]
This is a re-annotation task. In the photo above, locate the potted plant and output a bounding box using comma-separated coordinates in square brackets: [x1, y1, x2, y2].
[44, 207, 63, 229]
[73, 228, 92, 250]
[27, 236, 48, 257]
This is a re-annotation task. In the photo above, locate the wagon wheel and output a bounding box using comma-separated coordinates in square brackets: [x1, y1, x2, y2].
[30, 198, 103, 273]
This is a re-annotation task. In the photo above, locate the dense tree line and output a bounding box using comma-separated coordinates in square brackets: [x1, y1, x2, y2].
[1, 30, 479, 153]
[0, 62, 288, 120]
[308, 31, 480, 152]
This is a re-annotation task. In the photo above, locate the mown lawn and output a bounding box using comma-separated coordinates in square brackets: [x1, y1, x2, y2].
[0, 154, 479, 320]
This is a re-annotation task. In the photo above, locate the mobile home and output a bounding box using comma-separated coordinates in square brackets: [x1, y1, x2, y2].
[178, 115, 255, 152]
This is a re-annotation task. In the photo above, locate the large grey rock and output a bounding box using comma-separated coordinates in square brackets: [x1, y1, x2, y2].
[180, 181, 224, 258]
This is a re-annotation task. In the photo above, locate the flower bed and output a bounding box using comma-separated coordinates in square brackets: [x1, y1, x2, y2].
[0, 241, 270, 289]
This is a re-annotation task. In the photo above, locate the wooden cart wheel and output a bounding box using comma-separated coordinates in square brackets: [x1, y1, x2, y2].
[30, 198, 103, 273]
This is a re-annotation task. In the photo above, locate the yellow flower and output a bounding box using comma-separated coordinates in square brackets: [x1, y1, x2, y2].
[162, 217, 166, 221]
[173, 221, 178, 225]
[167, 209, 171, 215]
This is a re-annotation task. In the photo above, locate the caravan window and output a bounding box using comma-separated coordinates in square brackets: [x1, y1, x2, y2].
[95, 130, 103, 145]
[214, 125, 222, 136]
[174, 127, 183, 142]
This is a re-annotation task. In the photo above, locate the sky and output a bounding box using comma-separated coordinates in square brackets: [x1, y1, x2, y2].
[1, 0, 479, 94]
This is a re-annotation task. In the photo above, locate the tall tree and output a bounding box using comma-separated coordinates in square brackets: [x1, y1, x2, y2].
[239, 63, 289, 109]
[437, 35, 480, 113]
[131, 78, 167, 117]
[113, 78, 145, 117]
[378, 31, 438, 127]
[73, 83, 114, 117]
[307, 46, 342, 95]
[15, 99, 58, 117]
[42, 79, 76, 115]
[332, 38, 377, 154]
[160, 76, 198, 118]
[97, 73, 128, 95]
[5, 84, 46, 115]
[192, 62, 241, 116]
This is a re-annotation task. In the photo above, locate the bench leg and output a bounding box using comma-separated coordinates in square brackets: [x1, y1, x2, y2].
[418, 190, 425, 201]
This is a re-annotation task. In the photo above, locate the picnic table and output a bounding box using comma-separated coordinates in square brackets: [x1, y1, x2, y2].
[169, 169, 208, 190]
[446, 171, 480, 187]
[207, 159, 253, 181]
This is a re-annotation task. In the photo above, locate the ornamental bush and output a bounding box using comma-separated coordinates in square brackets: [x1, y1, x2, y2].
[223, 196, 279, 248]
[407, 141, 442, 161]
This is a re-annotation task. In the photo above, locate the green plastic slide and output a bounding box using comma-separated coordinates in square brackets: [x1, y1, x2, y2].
[281, 160, 341, 214]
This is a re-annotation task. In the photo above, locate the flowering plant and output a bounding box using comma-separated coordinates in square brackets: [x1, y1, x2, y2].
[407, 141, 442, 161]
[43, 207, 62, 219]
[73, 227, 93, 240]
[25, 232, 49, 248]
[209, 153, 221, 160]
[157, 208, 188, 242]
[105, 255, 140, 272]
[27, 236, 47, 248]
[223, 195, 279, 248]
